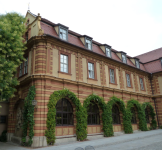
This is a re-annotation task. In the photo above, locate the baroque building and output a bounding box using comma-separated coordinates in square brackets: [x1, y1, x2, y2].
[2, 10, 162, 147]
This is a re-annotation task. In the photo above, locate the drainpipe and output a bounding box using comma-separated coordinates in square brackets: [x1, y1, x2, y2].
[150, 73, 160, 128]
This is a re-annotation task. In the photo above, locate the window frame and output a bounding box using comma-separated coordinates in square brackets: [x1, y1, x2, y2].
[135, 59, 140, 69]
[108, 66, 117, 85]
[131, 107, 137, 124]
[58, 51, 71, 75]
[139, 76, 145, 91]
[56, 98, 73, 126]
[87, 102, 100, 125]
[87, 59, 97, 80]
[0, 115, 7, 124]
[85, 37, 92, 50]
[125, 71, 132, 88]
[59, 26, 68, 41]
[112, 104, 121, 124]
[105, 47, 112, 58]
[24, 57, 28, 74]
[145, 107, 150, 123]
[122, 53, 127, 64]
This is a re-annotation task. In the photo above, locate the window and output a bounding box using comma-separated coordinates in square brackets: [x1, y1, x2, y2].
[88, 63, 94, 79]
[60, 54, 68, 73]
[122, 54, 127, 63]
[110, 69, 115, 83]
[126, 74, 131, 87]
[0, 116, 7, 123]
[26, 20, 29, 25]
[25, 32, 28, 42]
[106, 47, 111, 57]
[56, 98, 73, 126]
[131, 108, 137, 124]
[19, 63, 23, 77]
[24, 57, 28, 74]
[161, 58, 162, 67]
[85, 38, 92, 50]
[112, 104, 120, 124]
[145, 108, 149, 123]
[59, 28, 67, 40]
[140, 78, 144, 90]
[87, 102, 100, 125]
[135, 59, 140, 69]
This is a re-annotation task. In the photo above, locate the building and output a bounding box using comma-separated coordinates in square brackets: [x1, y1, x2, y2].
[2, 10, 162, 147]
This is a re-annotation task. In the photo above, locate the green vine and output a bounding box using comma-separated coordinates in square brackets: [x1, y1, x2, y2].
[142, 102, 157, 129]
[83, 94, 108, 137]
[45, 89, 87, 145]
[22, 85, 36, 146]
[127, 99, 147, 131]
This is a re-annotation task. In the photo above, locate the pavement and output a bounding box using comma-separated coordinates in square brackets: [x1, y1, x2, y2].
[0, 129, 162, 150]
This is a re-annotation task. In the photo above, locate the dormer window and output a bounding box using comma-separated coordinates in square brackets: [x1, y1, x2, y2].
[122, 53, 127, 63]
[160, 58, 162, 68]
[135, 59, 140, 69]
[106, 47, 111, 58]
[59, 27, 67, 40]
[85, 38, 92, 50]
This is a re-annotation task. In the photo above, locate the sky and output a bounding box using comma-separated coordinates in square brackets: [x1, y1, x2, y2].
[0, 0, 162, 57]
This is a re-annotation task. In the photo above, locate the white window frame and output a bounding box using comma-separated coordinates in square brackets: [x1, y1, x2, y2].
[60, 54, 68, 73]
[19, 63, 23, 77]
[122, 54, 127, 63]
[85, 38, 92, 50]
[106, 47, 111, 58]
[24, 57, 28, 74]
[59, 27, 67, 41]
[110, 69, 115, 83]
[126, 74, 131, 87]
[88, 62, 94, 79]
[140, 78, 144, 90]
[135, 59, 140, 69]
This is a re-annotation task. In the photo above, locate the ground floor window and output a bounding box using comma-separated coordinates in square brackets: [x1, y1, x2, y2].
[112, 104, 120, 124]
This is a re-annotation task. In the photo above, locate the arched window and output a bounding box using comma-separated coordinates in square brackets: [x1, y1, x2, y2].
[131, 107, 137, 124]
[87, 102, 100, 125]
[112, 104, 120, 124]
[56, 98, 73, 126]
[145, 107, 150, 123]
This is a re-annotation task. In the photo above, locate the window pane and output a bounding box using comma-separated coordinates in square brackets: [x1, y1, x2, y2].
[110, 69, 115, 83]
[56, 113, 62, 125]
[122, 54, 127, 63]
[136, 60, 140, 68]
[126, 74, 131, 87]
[106, 48, 111, 57]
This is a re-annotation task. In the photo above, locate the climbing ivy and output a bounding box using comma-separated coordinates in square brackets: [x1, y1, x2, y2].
[142, 102, 157, 129]
[22, 86, 36, 146]
[127, 99, 147, 132]
[45, 89, 87, 145]
[83, 94, 108, 137]
[106, 96, 131, 136]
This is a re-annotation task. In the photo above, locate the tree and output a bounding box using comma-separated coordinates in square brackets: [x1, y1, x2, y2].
[0, 12, 26, 102]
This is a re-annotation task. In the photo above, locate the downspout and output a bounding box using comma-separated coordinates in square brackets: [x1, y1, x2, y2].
[150, 73, 159, 128]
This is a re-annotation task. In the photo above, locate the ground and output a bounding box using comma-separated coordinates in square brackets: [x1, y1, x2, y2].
[1, 130, 162, 150]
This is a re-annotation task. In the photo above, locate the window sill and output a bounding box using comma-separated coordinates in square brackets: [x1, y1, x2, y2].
[58, 71, 72, 76]
[18, 73, 28, 79]
[56, 125, 74, 127]
[131, 123, 137, 125]
[109, 82, 117, 85]
[127, 86, 133, 89]
[87, 78, 98, 81]
[87, 124, 101, 126]
[113, 124, 121, 125]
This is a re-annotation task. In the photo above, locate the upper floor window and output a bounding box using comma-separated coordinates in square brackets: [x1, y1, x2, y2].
[85, 38, 92, 50]
[25, 32, 28, 42]
[56, 98, 73, 126]
[122, 53, 127, 63]
[88, 62, 94, 79]
[135, 59, 140, 69]
[26, 20, 29, 25]
[19, 63, 23, 77]
[87, 102, 100, 125]
[126, 74, 131, 87]
[60, 54, 68, 73]
[24, 58, 28, 74]
[110, 69, 115, 83]
[140, 78, 144, 90]
[106, 47, 111, 58]
[59, 27, 67, 40]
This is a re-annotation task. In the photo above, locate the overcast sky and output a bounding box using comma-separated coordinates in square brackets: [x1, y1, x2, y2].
[1, 0, 162, 57]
